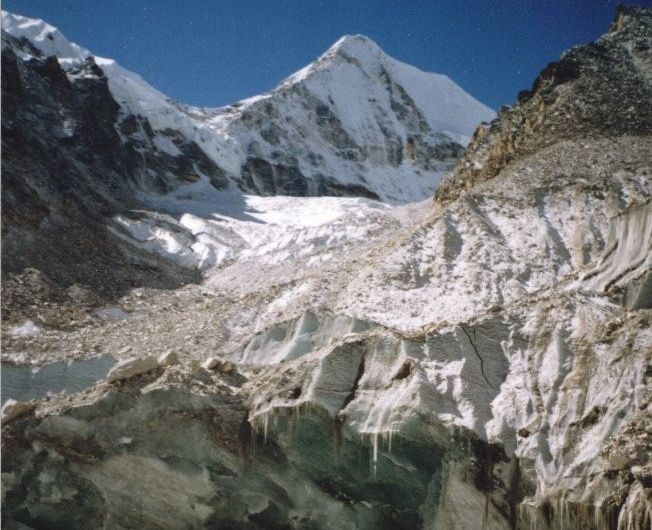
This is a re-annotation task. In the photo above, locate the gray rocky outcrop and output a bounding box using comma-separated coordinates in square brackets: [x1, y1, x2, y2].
[435, 6, 652, 205]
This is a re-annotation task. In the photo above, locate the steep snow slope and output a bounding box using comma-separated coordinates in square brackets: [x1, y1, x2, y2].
[1, 11, 494, 203]
[1, 11, 89, 59]
[1, 17, 231, 295]
[283, 35, 491, 145]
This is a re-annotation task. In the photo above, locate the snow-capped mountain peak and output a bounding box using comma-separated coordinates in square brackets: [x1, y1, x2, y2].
[281, 33, 495, 147]
[2, 10, 495, 203]
[319, 34, 384, 65]
[204, 33, 496, 202]
[332, 33, 381, 51]
[281, 34, 384, 86]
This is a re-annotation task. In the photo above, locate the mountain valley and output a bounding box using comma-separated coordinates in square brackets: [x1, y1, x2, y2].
[1, 6, 651, 530]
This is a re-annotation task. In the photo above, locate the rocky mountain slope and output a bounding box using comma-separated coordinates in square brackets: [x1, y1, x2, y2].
[1, 15, 223, 301]
[2, 6, 651, 530]
[436, 5, 652, 204]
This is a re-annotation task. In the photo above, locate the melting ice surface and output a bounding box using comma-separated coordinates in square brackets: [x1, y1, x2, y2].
[1, 354, 116, 404]
[94, 307, 145, 320]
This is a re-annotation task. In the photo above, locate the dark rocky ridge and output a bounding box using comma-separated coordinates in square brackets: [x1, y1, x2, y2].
[435, 5, 652, 204]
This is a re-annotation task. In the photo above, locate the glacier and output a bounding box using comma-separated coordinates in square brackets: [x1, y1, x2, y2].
[1, 6, 651, 530]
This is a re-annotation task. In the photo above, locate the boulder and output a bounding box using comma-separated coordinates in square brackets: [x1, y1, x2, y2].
[157, 350, 180, 367]
[106, 356, 159, 383]
[219, 361, 235, 373]
[202, 356, 235, 373]
[1, 399, 36, 424]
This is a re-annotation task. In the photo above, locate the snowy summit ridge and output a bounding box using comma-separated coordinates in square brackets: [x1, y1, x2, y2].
[1, 11, 90, 59]
[201, 31, 495, 201]
[282, 33, 493, 145]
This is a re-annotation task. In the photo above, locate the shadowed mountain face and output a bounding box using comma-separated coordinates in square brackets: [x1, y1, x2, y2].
[1, 6, 651, 530]
[1, 31, 226, 301]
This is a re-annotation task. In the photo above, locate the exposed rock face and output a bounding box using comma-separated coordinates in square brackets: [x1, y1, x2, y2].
[435, 6, 652, 204]
[2, 6, 652, 530]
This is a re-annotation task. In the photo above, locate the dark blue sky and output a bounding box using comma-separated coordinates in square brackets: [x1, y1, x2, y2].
[3, 1, 648, 109]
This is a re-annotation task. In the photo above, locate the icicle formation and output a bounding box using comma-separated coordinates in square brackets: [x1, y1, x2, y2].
[516, 492, 651, 530]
